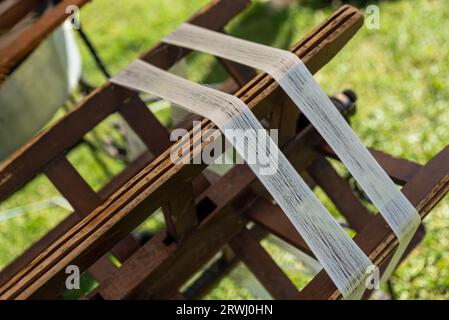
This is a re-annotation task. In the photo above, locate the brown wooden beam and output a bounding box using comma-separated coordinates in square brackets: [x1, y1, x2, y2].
[307, 156, 371, 232]
[318, 143, 423, 186]
[0, 0, 252, 202]
[229, 230, 300, 300]
[0, 0, 92, 78]
[300, 145, 449, 299]
[0, 5, 365, 299]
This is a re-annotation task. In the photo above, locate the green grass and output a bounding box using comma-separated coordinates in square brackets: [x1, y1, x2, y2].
[0, 0, 448, 299]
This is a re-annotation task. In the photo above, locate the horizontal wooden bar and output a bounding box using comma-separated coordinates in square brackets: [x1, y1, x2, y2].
[44, 156, 102, 215]
[0, 0, 250, 286]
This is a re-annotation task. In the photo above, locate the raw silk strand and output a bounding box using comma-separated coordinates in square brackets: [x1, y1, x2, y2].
[112, 60, 372, 298]
[163, 23, 421, 296]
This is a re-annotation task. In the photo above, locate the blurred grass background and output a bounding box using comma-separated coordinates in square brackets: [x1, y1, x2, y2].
[0, 0, 448, 299]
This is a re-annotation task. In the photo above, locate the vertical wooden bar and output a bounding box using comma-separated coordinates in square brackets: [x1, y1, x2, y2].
[269, 93, 300, 146]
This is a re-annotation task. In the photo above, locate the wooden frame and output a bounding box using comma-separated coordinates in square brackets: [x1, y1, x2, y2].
[0, 0, 91, 81]
[0, 0, 447, 300]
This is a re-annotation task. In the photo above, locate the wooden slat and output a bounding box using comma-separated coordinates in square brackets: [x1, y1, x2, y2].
[0, 0, 252, 202]
[162, 181, 198, 240]
[98, 206, 245, 300]
[44, 156, 102, 215]
[0, 0, 91, 77]
[300, 145, 449, 299]
[307, 156, 371, 232]
[86, 256, 117, 284]
[230, 231, 300, 299]
[118, 96, 171, 156]
[244, 199, 313, 257]
[318, 143, 423, 186]
[0, 5, 365, 299]
[43, 155, 141, 281]
[97, 151, 155, 200]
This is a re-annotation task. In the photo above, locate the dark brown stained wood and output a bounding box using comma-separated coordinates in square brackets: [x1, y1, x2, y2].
[0, 151, 153, 287]
[0, 0, 251, 202]
[244, 199, 313, 257]
[99, 207, 245, 300]
[307, 156, 371, 232]
[0, 5, 365, 299]
[0, 0, 40, 32]
[97, 151, 155, 200]
[118, 96, 171, 156]
[318, 143, 423, 186]
[230, 231, 300, 300]
[162, 181, 198, 240]
[43, 155, 140, 279]
[86, 255, 117, 284]
[0, 0, 250, 286]
[96, 232, 177, 300]
[44, 156, 102, 215]
[43, 156, 122, 281]
[275, 98, 301, 146]
[0, 0, 92, 78]
[192, 173, 213, 196]
[106, 234, 141, 262]
[300, 145, 449, 299]
[361, 223, 426, 299]
[0, 84, 130, 201]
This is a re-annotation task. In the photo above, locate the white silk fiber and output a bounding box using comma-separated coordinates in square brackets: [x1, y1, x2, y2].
[163, 23, 421, 297]
[112, 60, 372, 298]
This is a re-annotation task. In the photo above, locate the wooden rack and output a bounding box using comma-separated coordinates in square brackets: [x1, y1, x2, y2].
[0, 0, 447, 300]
